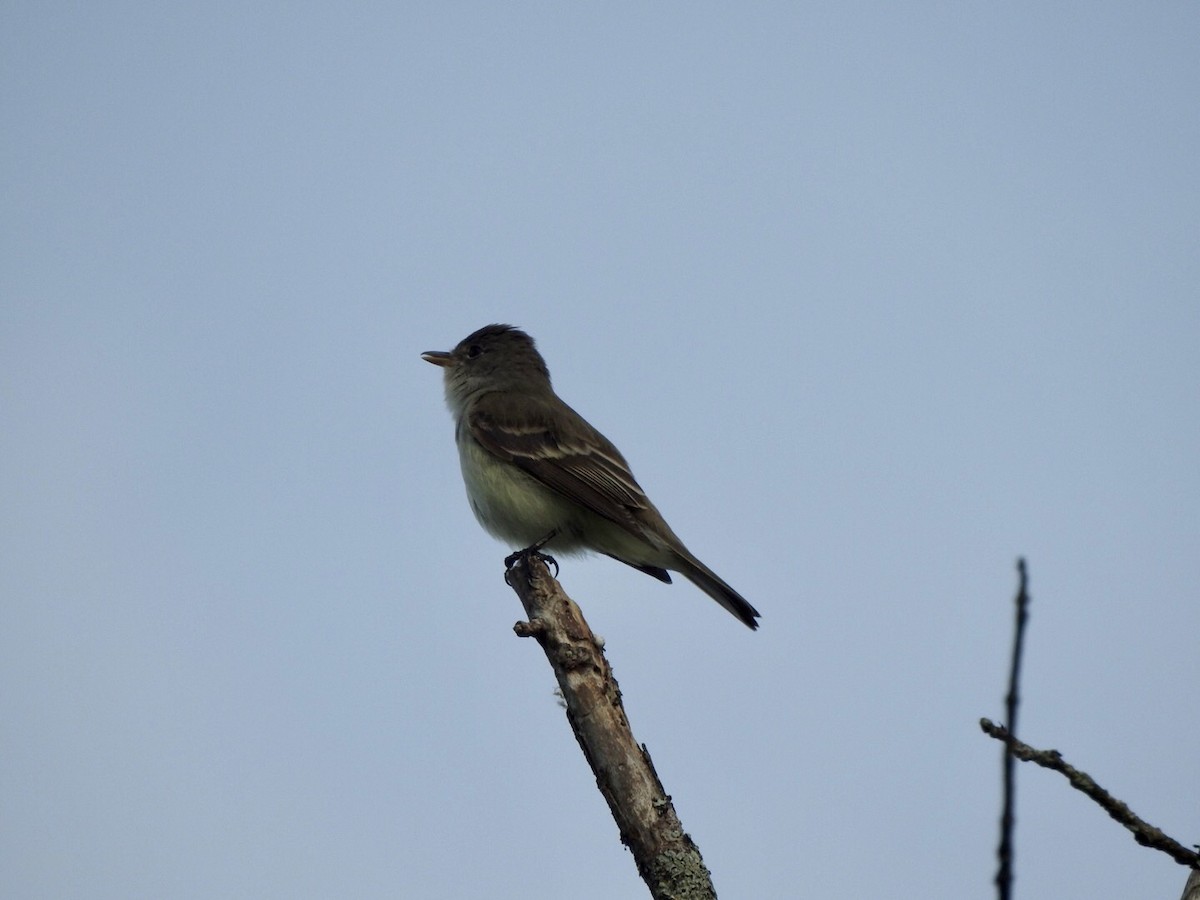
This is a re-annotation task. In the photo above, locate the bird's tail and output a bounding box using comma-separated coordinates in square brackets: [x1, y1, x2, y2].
[676, 554, 761, 630]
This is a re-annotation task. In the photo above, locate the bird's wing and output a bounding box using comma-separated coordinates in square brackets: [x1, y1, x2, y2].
[466, 399, 653, 533]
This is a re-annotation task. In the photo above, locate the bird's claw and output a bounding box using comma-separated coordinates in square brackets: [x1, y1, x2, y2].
[504, 547, 559, 576]
[504, 530, 560, 576]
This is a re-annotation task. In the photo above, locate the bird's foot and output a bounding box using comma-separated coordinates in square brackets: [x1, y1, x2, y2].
[504, 531, 560, 576]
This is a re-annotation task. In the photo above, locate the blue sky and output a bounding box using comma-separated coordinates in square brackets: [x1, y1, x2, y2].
[3, 4, 1197, 898]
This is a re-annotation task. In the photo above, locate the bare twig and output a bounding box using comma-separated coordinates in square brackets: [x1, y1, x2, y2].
[980, 719, 1200, 869]
[505, 554, 717, 900]
[995, 558, 1030, 900]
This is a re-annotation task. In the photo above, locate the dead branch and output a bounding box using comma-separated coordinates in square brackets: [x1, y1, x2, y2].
[980, 718, 1200, 869]
[994, 558, 1030, 900]
[505, 554, 717, 900]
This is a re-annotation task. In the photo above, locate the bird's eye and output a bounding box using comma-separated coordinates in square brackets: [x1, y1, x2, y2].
[466, 344, 483, 359]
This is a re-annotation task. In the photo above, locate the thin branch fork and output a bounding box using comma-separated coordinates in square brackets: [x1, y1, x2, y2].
[505, 554, 717, 900]
[987, 559, 1198, 899]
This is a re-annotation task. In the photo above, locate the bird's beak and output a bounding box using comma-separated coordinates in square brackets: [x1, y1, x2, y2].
[421, 350, 455, 368]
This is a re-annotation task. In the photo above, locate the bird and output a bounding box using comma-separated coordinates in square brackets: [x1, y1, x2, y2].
[421, 324, 760, 629]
